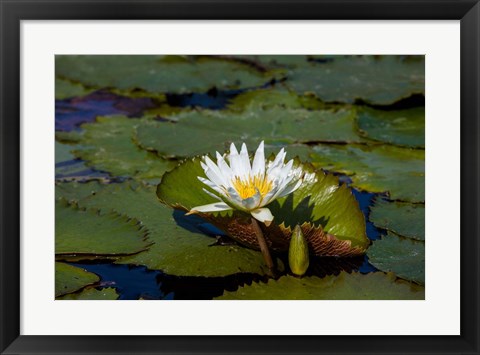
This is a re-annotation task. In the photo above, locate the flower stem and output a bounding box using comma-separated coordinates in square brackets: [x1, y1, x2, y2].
[251, 217, 275, 277]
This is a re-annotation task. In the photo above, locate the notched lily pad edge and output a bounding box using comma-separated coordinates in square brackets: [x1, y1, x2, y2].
[56, 198, 155, 257]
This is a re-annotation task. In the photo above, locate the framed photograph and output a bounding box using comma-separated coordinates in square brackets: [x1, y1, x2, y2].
[1, 0, 479, 354]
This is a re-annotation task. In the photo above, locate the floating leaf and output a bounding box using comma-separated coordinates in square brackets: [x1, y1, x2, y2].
[157, 158, 369, 256]
[55, 141, 76, 163]
[57, 287, 119, 300]
[71, 116, 176, 181]
[370, 198, 425, 241]
[56, 55, 276, 94]
[55, 199, 151, 256]
[135, 107, 364, 159]
[356, 107, 425, 148]
[55, 141, 111, 181]
[55, 262, 99, 297]
[310, 144, 424, 202]
[227, 87, 308, 111]
[228, 55, 311, 69]
[367, 232, 425, 284]
[287, 55, 424, 105]
[72, 182, 277, 277]
[55, 181, 108, 203]
[215, 272, 424, 300]
[55, 77, 94, 100]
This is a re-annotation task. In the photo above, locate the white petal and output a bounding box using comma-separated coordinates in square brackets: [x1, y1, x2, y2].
[229, 142, 239, 156]
[202, 188, 223, 202]
[197, 176, 226, 196]
[251, 208, 274, 226]
[267, 148, 286, 173]
[241, 190, 261, 210]
[226, 187, 245, 209]
[204, 156, 226, 185]
[216, 152, 233, 183]
[239, 143, 251, 175]
[276, 178, 303, 198]
[228, 143, 244, 177]
[251, 141, 265, 176]
[187, 202, 232, 215]
[264, 176, 296, 205]
[201, 162, 224, 188]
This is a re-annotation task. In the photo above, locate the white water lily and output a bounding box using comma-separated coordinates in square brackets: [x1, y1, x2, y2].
[187, 141, 303, 226]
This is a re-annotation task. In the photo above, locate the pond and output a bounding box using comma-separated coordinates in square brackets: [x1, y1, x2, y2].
[55, 55, 425, 300]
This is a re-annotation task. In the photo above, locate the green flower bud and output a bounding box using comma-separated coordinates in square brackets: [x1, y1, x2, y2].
[288, 225, 310, 276]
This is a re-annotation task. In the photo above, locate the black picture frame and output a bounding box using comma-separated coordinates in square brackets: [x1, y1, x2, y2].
[1, 1, 479, 354]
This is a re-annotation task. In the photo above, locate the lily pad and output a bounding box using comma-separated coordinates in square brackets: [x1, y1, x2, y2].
[228, 55, 311, 69]
[55, 77, 94, 100]
[135, 106, 364, 159]
[310, 144, 425, 202]
[73, 182, 276, 277]
[287, 55, 424, 105]
[157, 158, 369, 256]
[55, 199, 151, 256]
[367, 232, 425, 284]
[215, 272, 424, 300]
[56, 55, 276, 94]
[228, 87, 307, 110]
[227, 87, 330, 112]
[356, 107, 425, 148]
[72, 116, 176, 181]
[55, 141, 76, 163]
[55, 141, 111, 182]
[55, 262, 99, 297]
[370, 198, 425, 241]
[57, 287, 119, 300]
[55, 181, 108, 203]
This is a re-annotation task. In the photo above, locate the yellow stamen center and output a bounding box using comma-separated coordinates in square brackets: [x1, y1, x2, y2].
[231, 175, 273, 200]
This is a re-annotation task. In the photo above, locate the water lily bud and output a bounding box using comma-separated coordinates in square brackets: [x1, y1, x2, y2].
[288, 225, 310, 276]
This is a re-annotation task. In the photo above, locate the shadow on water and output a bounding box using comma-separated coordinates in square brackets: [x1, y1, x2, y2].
[172, 209, 227, 239]
[165, 79, 281, 110]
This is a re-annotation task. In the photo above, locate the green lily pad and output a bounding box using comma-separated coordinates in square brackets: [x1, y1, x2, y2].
[356, 107, 425, 148]
[310, 144, 425, 202]
[56, 141, 76, 163]
[55, 199, 151, 256]
[71, 116, 176, 181]
[287, 55, 424, 105]
[57, 287, 119, 300]
[370, 198, 425, 241]
[229, 55, 311, 68]
[56, 77, 94, 100]
[56, 130, 83, 144]
[135, 106, 364, 159]
[215, 272, 424, 300]
[55, 262, 99, 297]
[227, 87, 332, 112]
[55, 55, 276, 94]
[367, 232, 425, 284]
[72, 182, 276, 277]
[157, 158, 369, 256]
[55, 181, 108, 203]
[228, 87, 306, 110]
